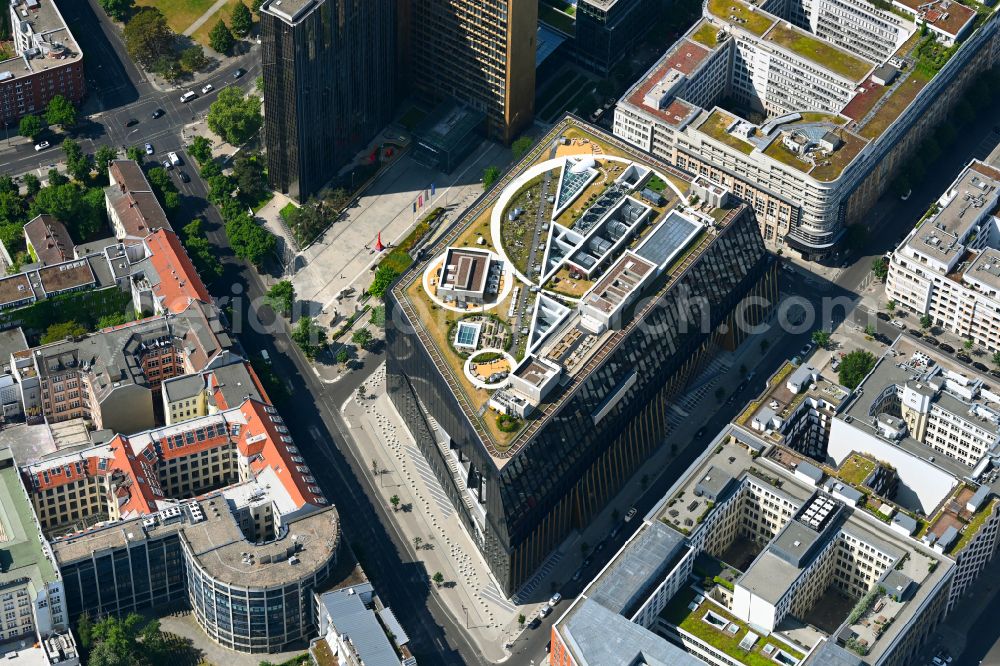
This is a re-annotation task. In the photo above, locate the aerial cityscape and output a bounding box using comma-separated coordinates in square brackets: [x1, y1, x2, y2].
[0, 0, 997, 665]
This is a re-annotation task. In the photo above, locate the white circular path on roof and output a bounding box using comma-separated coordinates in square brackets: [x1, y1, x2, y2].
[420, 248, 515, 313]
[489, 156, 686, 287]
[463, 348, 516, 389]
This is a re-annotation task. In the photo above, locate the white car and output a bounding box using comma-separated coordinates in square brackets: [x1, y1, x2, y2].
[624, 507, 638, 522]
[144, 143, 154, 155]
[201, 83, 214, 94]
[891, 319, 905, 329]
[549, 593, 562, 607]
[538, 605, 551, 618]
[167, 151, 181, 166]
[180, 91, 196, 103]
[33, 140, 50, 151]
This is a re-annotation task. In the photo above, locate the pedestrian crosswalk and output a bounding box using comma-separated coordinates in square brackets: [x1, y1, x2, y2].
[479, 581, 517, 613]
[404, 444, 454, 519]
[512, 549, 564, 605]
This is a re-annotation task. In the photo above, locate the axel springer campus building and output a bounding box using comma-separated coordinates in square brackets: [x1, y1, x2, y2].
[386, 119, 779, 596]
[614, 0, 1000, 258]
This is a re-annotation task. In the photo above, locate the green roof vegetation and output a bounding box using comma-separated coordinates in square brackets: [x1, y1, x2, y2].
[838, 453, 876, 486]
[699, 111, 755, 155]
[811, 131, 868, 182]
[860, 69, 931, 139]
[953, 498, 998, 554]
[691, 22, 722, 48]
[796, 112, 848, 125]
[664, 587, 806, 666]
[707, 0, 776, 35]
[766, 23, 873, 81]
[763, 138, 812, 171]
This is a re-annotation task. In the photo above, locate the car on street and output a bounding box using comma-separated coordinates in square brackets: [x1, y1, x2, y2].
[528, 617, 541, 629]
[167, 151, 182, 166]
[891, 319, 905, 329]
[33, 141, 49, 151]
[624, 507, 637, 522]
[549, 593, 562, 607]
[539, 605, 551, 618]
[201, 83, 214, 94]
[178, 171, 190, 183]
[938, 343, 955, 353]
[924, 337, 940, 347]
[957, 353, 972, 363]
[151, 108, 165, 119]
[908, 329, 923, 338]
[233, 68, 246, 78]
[180, 91, 197, 103]
[162, 160, 172, 170]
[572, 570, 583, 582]
[125, 118, 138, 127]
[877, 312, 890, 321]
[144, 143, 154, 155]
[974, 362, 990, 372]
[799, 343, 814, 358]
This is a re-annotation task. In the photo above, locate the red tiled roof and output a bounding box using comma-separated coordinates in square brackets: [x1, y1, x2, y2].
[240, 400, 322, 508]
[145, 229, 211, 314]
[626, 42, 704, 127]
[893, 0, 975, 37]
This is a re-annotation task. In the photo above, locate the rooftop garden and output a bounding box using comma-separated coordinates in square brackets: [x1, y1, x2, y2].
[763, 138, 812, 171]
[795, 112, 848, 125]
[707, 0, 776, 36]
[736, 362, 795, 426]
[860, 68, 931, 139]
[766, 23, 874, 81]
[952, 497, 998, 554]
[691, 21, 723, 48]
[663, 587, 805, 666]
[699, 111, 755, 155]
[837, 453, 876, 486]
[811, 131, 868, 182]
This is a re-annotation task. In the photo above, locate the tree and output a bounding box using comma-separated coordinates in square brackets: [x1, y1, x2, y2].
[47, 169, 67, 187]
[98, 0, 133, 21]
[413, 536, 422, 550]
[511, 136, 534, 160]
[517, 614, 526, 628]
[231, 1, 253, 37]
[77, 612, 93, 650]
[151, 55, 182, 82]
[812, 329, 832, 349]
[18, 114, 42, 140]
[94, 146, 118, 179]
[871, 257, 888, 281]
[266, 280, 294, 317]
[482, 165, 500, 190]
[233, 152, 268, 204]
[255, 75, 264, 93]
[189, 135, 213, 165]
[87, 613, 168, 666]
[864, 324, 876, 338]
[126, 145, 143, 162]
[207, 86, 263, 145]
[200, 160, 223, 180]
[123, 8, 174, 69]
[41, 321, 87, 344]
[209, 19, 235, 54]
[352, 328, 373, 349]
[336, 348, 349, 365]
[146, 167, 179, 213]
[23, 173, 40, 196]
[432, 571, 444, 587]
[993, 351, 1000, 369]
[964, 338, 974, 351]
[63, 139, 90, 182]
[390, 495, 400, 512]
[291, 316, 327, 358]
[369, 266, 399, 299]
[45, 95, 76, 130]
[838, 349, 877, 390]
[179, 45, 209, 72]
[181, 219, 222, 280]
[919, 314, 933, 330]
[226, 214, 275, 266]
[886, 300, 896, 314]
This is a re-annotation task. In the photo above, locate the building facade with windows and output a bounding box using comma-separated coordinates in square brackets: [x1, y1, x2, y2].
[574, 0, 662, 75]
[260, 0, 397, 202]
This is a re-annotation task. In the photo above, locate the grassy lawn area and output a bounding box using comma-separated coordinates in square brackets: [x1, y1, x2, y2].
[763, 138, 811, 171]
[699, 110, 755, 155]
[279, 201, 297, 221]
[707, 0, 775, 35]
[766, 23, 873, 81]
[134, 0, 216, 33]
[189, 0, 254, 47]
[691, 22, 721, 48]
[797, 111, 847, 125]
[539, 3, 576, 34]
[838, 453, 876, 486]
[860, 69, 931, 139]
[811, 131, 868, 182]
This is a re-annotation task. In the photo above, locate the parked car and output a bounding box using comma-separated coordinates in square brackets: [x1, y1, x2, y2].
[924, 337, 940, 347]
[799, 342, 814, 357]
[260, 350, 271, 364]
[201, 83, 214, 94]
[151, 108, 165, 119]
[973, 362, 990, 372]
[144, 143, 154, 155]
[956, 353, 972, 363]
[180, 91, 197, 103]
[33, 140, 50, 151]
[178, 171, 190, 183]
[549, 593, 562, 607]
[938, 343, 955, 353]
[162, 159, 173, 170]
[908, 329, 923, 338]
[233, 68, 246, 78]
[624, 507, 638, 523]
[124, 118, 139, 127]
[539, 605, 551, 618]
[877, 312, 890, 321]
[891, 319, 905, 329]
[528, 617, 541, 629]
[572, 570, 583, 582]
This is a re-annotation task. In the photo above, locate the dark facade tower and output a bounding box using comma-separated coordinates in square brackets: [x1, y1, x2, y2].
[260, 0, 396, 202]
[386, 200, 778, 595]
[407, 0, 537, 143]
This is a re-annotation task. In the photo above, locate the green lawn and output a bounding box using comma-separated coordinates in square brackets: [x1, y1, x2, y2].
[707, 0, 775, 35]
[134, 0, 216, 33]
[838, 453, 876, 486]
[860, 69, 931, 139]
[190, 0, 254, 48]
[699, 111, 755, 155]
[279, 201, 297, 221]
[691, 22, 721, 48]
[767, 23, 873, 81]
[763, 137, 811, 172]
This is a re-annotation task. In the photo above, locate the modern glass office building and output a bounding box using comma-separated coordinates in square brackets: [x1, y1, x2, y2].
[260, 0, 397, 202]
[386, 121, 778, 596]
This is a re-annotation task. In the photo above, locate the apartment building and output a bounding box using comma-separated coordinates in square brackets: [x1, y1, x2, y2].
[104, 161, 173, 246]
[259, 0, 397, 202]
[0, 448, 78, 665]
[613, 0, 1000, 259]
[0, 0, 84, 126]
[551, 427, 957, 666]
[162, 362, 268, 426]
[11, 301, 237, 434]
[24, 215, 73, 267]
[885, 160, 1000, 352]
[388, 119, 779, 595]
[408, 0, 537, 143]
